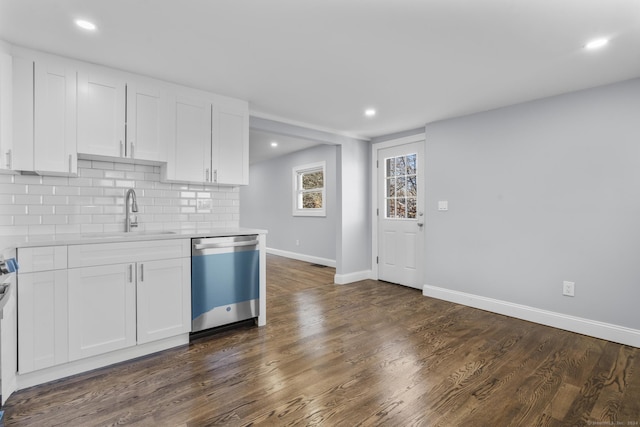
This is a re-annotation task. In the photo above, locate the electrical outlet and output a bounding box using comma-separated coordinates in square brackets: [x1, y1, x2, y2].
[562, 281, 575, 297]
[438, 201, 448, 211]
[196, 199, 213, 212]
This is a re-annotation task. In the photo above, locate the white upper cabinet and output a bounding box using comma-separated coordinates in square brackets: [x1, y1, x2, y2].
[164, 89, 249, 185]
[34, 60, 78, 175]
[77, 70, 167, 162]
[213, 103, 249, 185]
[126, 82, 167, 162]
[12, 55, 78, 175]
[0, 49, 13, 172]
[77, 70, 126, 158]
[165, 93, 212, 183]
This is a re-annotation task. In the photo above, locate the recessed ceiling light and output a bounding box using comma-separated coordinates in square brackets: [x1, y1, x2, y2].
[75, 19, 97, 31]
[364, 108, 376, 117]
[585, 38, 608, 50]
[270, 141, 278, 147]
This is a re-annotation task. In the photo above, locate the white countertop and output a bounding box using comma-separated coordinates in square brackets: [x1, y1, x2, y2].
[0, 227, 268, 251]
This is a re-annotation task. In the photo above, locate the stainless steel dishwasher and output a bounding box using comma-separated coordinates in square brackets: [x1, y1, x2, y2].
[191, 235, 260, 333]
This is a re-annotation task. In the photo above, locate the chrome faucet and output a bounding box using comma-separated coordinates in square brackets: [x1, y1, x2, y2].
[124, 188, 139, 232]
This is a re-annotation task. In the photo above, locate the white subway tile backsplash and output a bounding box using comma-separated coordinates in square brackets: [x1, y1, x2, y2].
[14, 175, 42, 185]
[29, 225, 56, 235]
[1, 159, 239, 237]
[15, 215, 41, 225]
[104, 170, 126, 179]
[27, 205, 54, 215]
[26, 185, 55, 195]
[0, 184, 26, 194]
[54, 186, 81, 196]
[0, 225, 28, 235]
[14, 195, 41, 204]
[91, 161, 115, 170]
[42, 215, 68, 225]
[4, 205, 28, 215]
[114, 163, 135, 172]
[54, 224, 81, 234]
[43, 176, 69, 186]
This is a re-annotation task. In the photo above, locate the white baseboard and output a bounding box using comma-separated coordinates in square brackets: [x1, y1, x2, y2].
[334, 270, 373, 285]
[423, 284, 640, 348]
[266, 247, 336, 268]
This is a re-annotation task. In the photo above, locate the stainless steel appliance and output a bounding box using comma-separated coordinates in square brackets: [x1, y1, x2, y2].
[191, 235, 259, 333]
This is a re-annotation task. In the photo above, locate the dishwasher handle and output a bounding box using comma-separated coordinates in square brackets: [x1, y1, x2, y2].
[193, 240, 259, 250]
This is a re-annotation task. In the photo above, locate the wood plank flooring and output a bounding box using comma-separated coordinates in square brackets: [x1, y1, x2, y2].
[3, 254, 640, 426]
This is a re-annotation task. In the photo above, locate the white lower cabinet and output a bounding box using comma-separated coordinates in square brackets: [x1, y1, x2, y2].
[18, 270, 69, 373]
[136, 258, 191, 344]
[67, 263, 136, 361]
[17, 239, 191, 376]
[67, 257, 191, 360]
[17, 246, 69, 374]
[67, 240, 191, 362]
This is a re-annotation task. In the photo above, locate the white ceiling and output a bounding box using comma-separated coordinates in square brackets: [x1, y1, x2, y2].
[1, 0, 639, 143]
[249, 130, 322, 164]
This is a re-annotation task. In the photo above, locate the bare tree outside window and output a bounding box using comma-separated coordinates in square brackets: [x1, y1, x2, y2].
[293, 162, 326, 216]
[385, 154, 417, 219]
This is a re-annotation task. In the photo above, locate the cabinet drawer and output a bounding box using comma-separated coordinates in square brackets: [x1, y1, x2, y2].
[68, 239, 190, 268]
[17, 246, 67, 273]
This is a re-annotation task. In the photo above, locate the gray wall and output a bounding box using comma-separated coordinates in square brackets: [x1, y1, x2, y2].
[336, 138, 372, 276]
[423, 78, 640, 329]
[240, 144, 338, 261]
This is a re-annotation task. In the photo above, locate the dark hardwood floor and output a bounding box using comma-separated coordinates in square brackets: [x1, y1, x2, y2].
[3, 254, 639, 426]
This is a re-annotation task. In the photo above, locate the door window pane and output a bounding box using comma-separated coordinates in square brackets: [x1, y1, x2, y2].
[384, 153, 417, 219]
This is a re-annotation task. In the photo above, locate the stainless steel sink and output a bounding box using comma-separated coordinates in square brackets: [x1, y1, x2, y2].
[81, 231, 177, 239]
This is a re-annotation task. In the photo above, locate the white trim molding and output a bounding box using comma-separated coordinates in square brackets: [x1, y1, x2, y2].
[334, 270, 373, 285]
[423, 284, 640, 348]
[266, 247, 335, 268]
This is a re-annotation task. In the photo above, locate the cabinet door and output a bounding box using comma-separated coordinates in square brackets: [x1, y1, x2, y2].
[166, 94, 211, 183]
[68, 263, 136, 361]
[34, 61, 77, 175]
[18, 270, 69, 373]
[137, 258, 191, 344]
[127, 82, 166, 162]
[212, 104, 249, 185]
[77, 71, 125, 158]
[0, 51, 12, 172]
[11, 56, 33, 171]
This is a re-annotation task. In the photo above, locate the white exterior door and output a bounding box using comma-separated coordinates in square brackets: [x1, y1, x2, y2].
[376, 138, 425, 289]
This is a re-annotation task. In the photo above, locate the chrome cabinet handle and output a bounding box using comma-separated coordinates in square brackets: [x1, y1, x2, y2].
[130, 141, 135, 159]
[6, 150, 12, 169]
[140, 263, 144, 282]
[120, 141, 124, 157]
[68, 154, 72, 173]
[205, 168, 210, 182]
[128, 264, 133, 283]
[213, 169, 217, 183]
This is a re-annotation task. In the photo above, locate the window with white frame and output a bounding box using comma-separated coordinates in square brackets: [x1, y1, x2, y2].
[292, 161, 326, 216]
